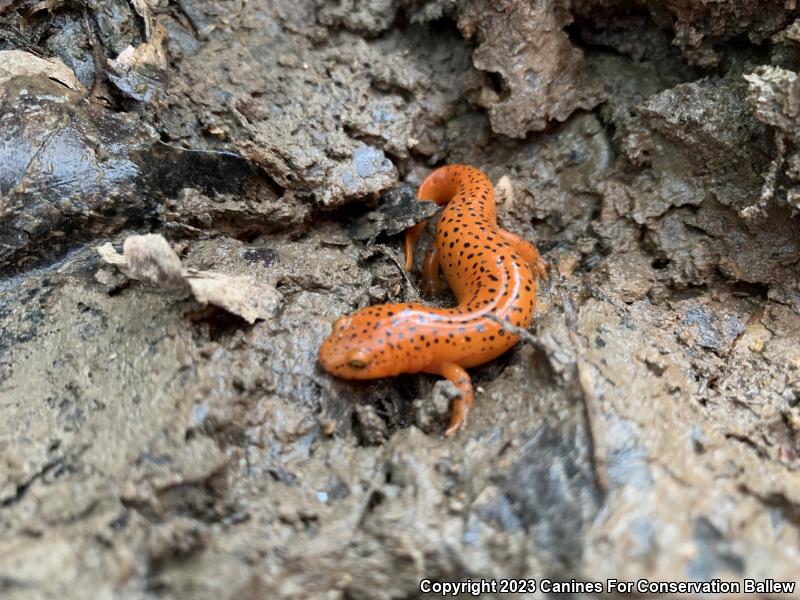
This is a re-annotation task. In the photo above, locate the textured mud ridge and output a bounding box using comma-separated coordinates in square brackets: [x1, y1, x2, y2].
[1, 0, 800, 598]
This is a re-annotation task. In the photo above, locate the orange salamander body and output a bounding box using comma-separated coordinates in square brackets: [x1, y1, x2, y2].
[319, 165, 547, 435]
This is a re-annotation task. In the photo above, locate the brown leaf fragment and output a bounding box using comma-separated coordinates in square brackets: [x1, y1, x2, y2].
[0, 49, 84, 91]
[122, 234, 186, 290]
[184, 270, 281, 325]
[98, 234, 281, 323]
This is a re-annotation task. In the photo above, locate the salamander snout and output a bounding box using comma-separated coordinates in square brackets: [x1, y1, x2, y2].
[319, 313, 383, 379]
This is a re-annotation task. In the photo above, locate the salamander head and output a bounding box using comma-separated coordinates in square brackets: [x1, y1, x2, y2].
[319, 309, 399, 379]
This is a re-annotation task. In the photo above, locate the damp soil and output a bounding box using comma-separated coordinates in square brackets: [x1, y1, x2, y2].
[1, 0, 800, 598]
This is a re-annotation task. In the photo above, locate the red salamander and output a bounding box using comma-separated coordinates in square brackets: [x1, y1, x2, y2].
[319, 165, 547, 435]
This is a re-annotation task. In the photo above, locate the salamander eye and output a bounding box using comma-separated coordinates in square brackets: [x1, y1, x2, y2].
[346, 349, 370, 369]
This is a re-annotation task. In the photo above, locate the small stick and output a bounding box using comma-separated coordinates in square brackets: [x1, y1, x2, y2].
[372, 245, 421, 303]
[485, 313, 538, 344]
[560, 290, 610, 493]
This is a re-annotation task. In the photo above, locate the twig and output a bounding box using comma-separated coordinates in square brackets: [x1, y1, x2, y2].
[485, 313, 538, 344]
[560, 290, 610, 493]
[371, 245, 421, 303]
[0, 16, 46, 57]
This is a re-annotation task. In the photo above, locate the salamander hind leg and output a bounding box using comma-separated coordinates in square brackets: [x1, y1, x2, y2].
[436, 362, 474, 437]
[498, 229, 548, 281]
[404, 221, 428, 271]
[422, 244, 444, 294]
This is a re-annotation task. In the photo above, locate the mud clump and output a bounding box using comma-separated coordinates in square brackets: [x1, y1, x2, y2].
[458, 0, 604, 137]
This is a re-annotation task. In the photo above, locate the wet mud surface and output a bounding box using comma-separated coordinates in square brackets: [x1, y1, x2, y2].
[2, 0, 800, 598]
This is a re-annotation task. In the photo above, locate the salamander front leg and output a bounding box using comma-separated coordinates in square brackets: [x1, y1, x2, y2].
[498, 229, 548, 281]
[437, 362, 474, 436]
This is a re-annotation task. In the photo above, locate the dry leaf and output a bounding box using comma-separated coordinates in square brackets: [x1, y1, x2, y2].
[185, 271, 281, 324]
[98, 234, 281, 323]
[122, 234, 186, 289]
[96, 242, 127, 267]
[0, 49, 84, 91]
[494, 175, 514, 209]
[108, 21, 168, 73]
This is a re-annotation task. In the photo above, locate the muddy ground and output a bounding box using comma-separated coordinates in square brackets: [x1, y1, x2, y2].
[1, 0, 800, 598]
